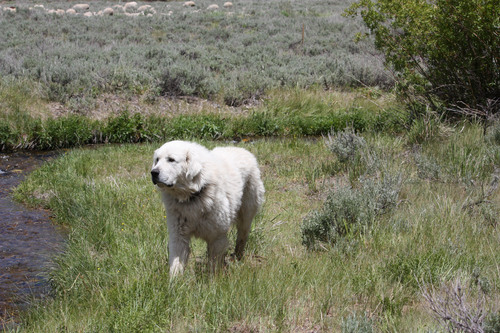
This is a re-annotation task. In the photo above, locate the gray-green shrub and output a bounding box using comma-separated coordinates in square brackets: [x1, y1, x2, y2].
[301, 173, 402, 250]
[484, 312, 500, 333]
[485, 122, 500, 146]
[325, 128, 366, 163]
[341, 314, 374, 333]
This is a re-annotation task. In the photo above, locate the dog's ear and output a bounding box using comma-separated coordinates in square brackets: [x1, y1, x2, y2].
[185, 149, 202, 181]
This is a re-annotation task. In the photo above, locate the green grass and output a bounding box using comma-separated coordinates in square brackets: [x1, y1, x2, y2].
[0, 86, 406, 151]
[12, 124, 500, 332]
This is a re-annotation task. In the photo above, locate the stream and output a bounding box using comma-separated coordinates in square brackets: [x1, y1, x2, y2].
[0, 151, 65, 329]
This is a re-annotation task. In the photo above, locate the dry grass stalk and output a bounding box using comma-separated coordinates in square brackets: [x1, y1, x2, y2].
[421, 277, 487, 333]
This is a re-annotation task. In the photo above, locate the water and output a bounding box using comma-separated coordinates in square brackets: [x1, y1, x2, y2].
[0, 151, 65, 328]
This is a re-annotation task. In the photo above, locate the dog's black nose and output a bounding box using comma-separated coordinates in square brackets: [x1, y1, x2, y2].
[151, 169, 160, 184]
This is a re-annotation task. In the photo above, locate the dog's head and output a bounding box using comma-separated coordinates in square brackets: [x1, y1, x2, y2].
[151, 141, 205, 197]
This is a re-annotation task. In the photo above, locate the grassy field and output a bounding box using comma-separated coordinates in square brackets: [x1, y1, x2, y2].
[12, 124, 500, 332]
[0, 0, 390, 108]
[2, 0, 500, 331]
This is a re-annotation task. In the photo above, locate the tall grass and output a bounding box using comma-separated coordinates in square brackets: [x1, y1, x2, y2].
[12, 124, 500, 331]
[0, 86, 406, 151]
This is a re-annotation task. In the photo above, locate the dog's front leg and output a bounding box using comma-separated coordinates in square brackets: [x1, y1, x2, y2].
[168, 234, 190, 277]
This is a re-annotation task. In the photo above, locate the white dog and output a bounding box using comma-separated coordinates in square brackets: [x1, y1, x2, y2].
[151, 140, 265, 275]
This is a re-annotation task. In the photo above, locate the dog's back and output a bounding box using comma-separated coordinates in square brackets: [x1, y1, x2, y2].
[212, 146, 260, 178]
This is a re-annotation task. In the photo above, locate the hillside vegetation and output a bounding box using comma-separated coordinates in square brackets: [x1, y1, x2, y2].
[0, 0, 395, 151]
[0, 0, 390, 107]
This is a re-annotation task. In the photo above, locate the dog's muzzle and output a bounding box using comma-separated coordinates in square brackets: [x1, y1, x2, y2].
[151, 169, 160, 185]
[151, 169, 174, 187]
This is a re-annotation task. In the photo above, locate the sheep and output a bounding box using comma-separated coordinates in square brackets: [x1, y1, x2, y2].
[207, 4, 219, 10]
[183, 1, 196, 7]
[124, 2, 138, 12]
[137, 5, 156, 15]
[66, 8, 77, 15]
[3, 7, 16, 13]
[113, 5, 124, 13]
[223, 2, 233, 8]
[102, 7, 114, 16]
[73, 4, 90, 11]
[55, 9, 65, 15]
[137, 5, 151, 12]
[83, 11, 93, 17]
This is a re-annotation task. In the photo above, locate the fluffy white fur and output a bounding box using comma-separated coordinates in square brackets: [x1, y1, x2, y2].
[151, 140, 265, 276]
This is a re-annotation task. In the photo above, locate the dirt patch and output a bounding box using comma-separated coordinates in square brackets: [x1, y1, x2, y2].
[47, 94, 261, 120]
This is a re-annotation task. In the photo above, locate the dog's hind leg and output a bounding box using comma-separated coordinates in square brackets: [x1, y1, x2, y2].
[234, 222, 251, 261]
[234, 203, 258, 260]
[235, 176, 264, 260]
[207, 235, 229, 273]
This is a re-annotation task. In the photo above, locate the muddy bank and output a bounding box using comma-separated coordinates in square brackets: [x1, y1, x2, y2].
[0, 151, 65, 328]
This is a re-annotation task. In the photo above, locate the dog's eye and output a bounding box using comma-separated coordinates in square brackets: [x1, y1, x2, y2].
[167, 157, 176, 163]
[155, 158, 159, 164]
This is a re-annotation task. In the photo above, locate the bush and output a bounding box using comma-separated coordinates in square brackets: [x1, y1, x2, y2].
[346, 0, 500, 118]
[485, 122, 500, 145]
[361, 174, 402, 214]
[414, 151, 442, 181]
[301, 185, 373, 249]
[158, 65, 216, 99]
[341, 314, 373, 333]
[421, 277, 497, 333]
[325, 128, 366, 163]
[302, 129, 402, 249]
[484, 312, 500, 333]
[301, 174, 401, 250]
